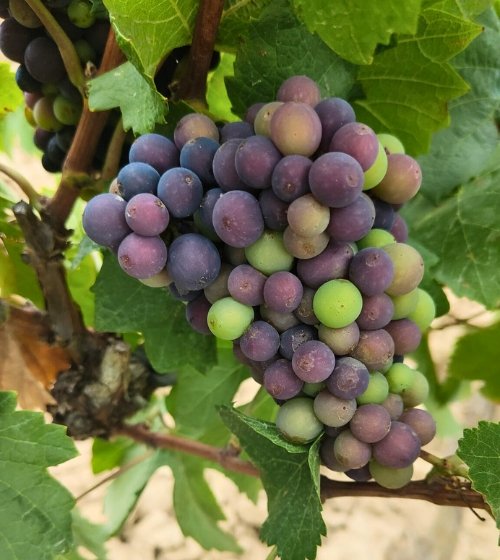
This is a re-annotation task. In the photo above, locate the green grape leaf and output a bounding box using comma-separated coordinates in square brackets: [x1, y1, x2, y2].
[91, 436, 135, 474]
[170, 454, 242, 552]
[449, 321, 500, 399]
[0, 391, 77, 559]
[206, 53, 238, 123]
[355, 40, 469, 155]
[226, 1, 356, 118]
[93, 252, 216, 372]
[217, 0, 273, 51]
[0, 63, 23, 121]
[292, 0, 422, 65]
[70, 510, 109, 560]
[166, 345, 248, 442]
[103, 0, 197, 77]
[412, 151, 500, 308]
[418, 9, 500, 202]
[88, 62, 166, 134]
[457, 421, 500, 528]
[220, 407, 325, 560]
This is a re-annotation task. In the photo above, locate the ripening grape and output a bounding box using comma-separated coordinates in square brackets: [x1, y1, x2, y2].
[203, 263, 233, 304]
[194, 188, 223, 241]
[381, 392, 404, 420]
[24, 37, 66, 84]
[276, 75, 321, 106]
[283, 227, 329, 260]
[330, 122, 379, 171]
[173, 112, 219, 149]
[390, 214, 409, 242]
[383, 243, 424, 296]
[372, 421, 421, 468]
[260, 305, 300, 333]
[287, 194, 330, 237]
[333, 429, 372, 470]
[351, 329, 394, 373]
[313, 390, 357, 427]
[227, 264, 266, 306]
[326, 357, 370, 400]
[294, 287, 319, 326]
[318, 322, 360, 355]
[320, 436, 348, 472]
[372, 154, 422, 204]
[349, 403, 391, 443]
[369, 461, 413, 489]
[377, 133, 405, 155]
[270, 101, 322, 156]
[207, 297, 254, 340]
[399, 408, 436, 446]
[254, 101, 284, 137]
[356, 293, 394, 330]
[384, 319, 422, 355]
[0, 18, 37, 63]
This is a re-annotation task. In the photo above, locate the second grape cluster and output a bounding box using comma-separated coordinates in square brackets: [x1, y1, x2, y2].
[83, 75, 437, 490]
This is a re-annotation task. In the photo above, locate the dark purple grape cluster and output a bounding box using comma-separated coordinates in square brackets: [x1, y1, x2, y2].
[83, 74, 437, 489]
[0, 0, 110, 172]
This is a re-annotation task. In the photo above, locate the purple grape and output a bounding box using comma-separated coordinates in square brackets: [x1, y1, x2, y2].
[271, 155, 312, 202]
[399, 408, 436, 446]
[330, 122, 379, 171]
[294, 287, 319, 326]
[179, 136, 219, 185]
[185, 294, 211, 335]
[372, 421, 421, 468]
[390, 214, 409, 242]
[245, 102, 265, 125]
[220, 121, 254, 143]
[258, 189, 288, 231]
[82, 193, 130, 249]
[326, 357, 370, 400]
[173, 113, 219, 149]
[314, 390, 357, 427]
[166, 233, 221, 291]
[118, 234, 168, 279]
[263, 271, 303, 313]
[129, 133, 179, 174]
[333, 429, 372, 469]
[292, 340, 335, 383]
[279, 324, 317, 360]
[168, 283, 202, 302]
[314, 97, 356, 153]
[309, 152, 364, 208]
[212, 190, 264, 247]
[157, 167, 203, 218]
[260, 305, 300, 332]
[348, 247, 394, 296]
[240, 320, 281, 362]
[327, 194, 375, 242]
[356, 293, 394, 330]
[384, 319, 422, 355]
[212, 139, 248, 192]
[203, 263, 233, 303]
[351, 329, 395, 372]
[349, 404, 392, 443]
[264, 359, 304, 400]
[227, 264, 266, 306]
[117, 162, 160, 201]
[235, 135, 281, 189]
[125, 193, 169, 236]
[345, 464, 372, 482]
[371, 197, 395, 230]
[320, 436, 348, 472]
[276, 75, 321, 106]
[194, 188, 223, 240]
[34, 128, 52, 151]
[0, 18, 39, 64]
[296, 241, 354, 289]
[24, 37, 66, 84]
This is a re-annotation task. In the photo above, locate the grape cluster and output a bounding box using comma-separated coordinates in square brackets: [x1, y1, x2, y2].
[83, 74, 437, 489]
[0, 0, 110, 172]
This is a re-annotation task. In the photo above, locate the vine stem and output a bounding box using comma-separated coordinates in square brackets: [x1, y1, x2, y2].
[419, 449, 470, 478]
[0, 162, 42, 209]
[173, 0, 225, 103]
[24, 0, 85, 94]
[118, 424, 491, 512]
[101, 117, 127, 181]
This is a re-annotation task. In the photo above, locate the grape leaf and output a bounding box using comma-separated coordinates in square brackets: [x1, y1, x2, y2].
[292, 0, 422, 65]
[0, 63, 23, 121]
[92, 252, 216, 372]
[457, 421, 500, 528]
[448, 321, 500, 400]
[217, 0, 273, 51]
[92, 436, 135, 473]
[170, 454, 242, 552]
[0, 391, 77, 559]
[220, 407, 326, 560]
[412, 150, 500, 308]
[88, 62, 166, 134]
[103, 0, 197, 77]
[70, 510, 109, 560]
[226, 1, 356, 118]
[418, 8, 500, 202]
[206, 53, 238, 123]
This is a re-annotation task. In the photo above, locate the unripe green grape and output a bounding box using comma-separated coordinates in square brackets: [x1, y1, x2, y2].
[385, 363, 415, 394]
[245, 230, 294, 275]
[276, 397, 324, 443]
[74, 38, 97, 64]
[313, 279, 362, 329]
[369, 460, 413, 489]
[207, 297, 254, 340]
[401, 370, 429, 407]
[53, 95, 82, 126]
[356, 371, 389, 404]
[9, 0, 42, 28]
[391, 288, 419, 320]
[408, 289, 436, 331]
[68, 0, 96, 28]
[357, 228, 395, 249]
[363, 141, 388, 190]
[302, 381, 326, 397]
[377, 133, 405, 155]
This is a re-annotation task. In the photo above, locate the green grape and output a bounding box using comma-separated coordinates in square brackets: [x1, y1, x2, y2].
[357, 228, 395, 249]
[74, 38, 97, 64]
[369, 460, 413, 489]
[363, 141, 388, 190]
[401, 370, 429, 407]
[276, 397, 324, 443]
[313, 279, 363, 329]
[391, 289, 419, 320]
[377, 133, 405, 155]
[302, 381, 326, 397]
[53, 95, 82, 126]
[408, 289, 436, 331]
[356, 371, 389, 404]
[33, 97, 63, 132]
[207, 297, 254, 340]
[385, 363, 415, 394]
[245, 230, 294, 275]
[67, 0, 96, 28]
